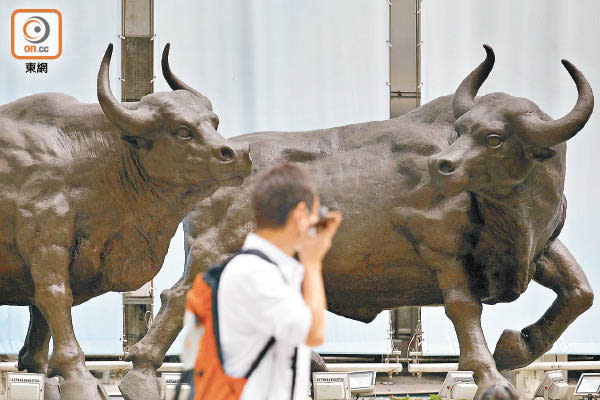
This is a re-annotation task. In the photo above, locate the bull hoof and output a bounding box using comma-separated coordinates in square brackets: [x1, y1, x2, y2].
[59, 377, 109, 400]
[493, 329, 533, 371]
[45, 377, 60, 400]
[17, 347, 48, 374]
[478, 383, 520, 400]
[17, 355, 48, 374]
[119, 366, 161, 400]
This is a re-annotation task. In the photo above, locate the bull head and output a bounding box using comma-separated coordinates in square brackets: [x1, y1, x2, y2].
[429, 44, 594, 195]
[97, 43, 251, 187]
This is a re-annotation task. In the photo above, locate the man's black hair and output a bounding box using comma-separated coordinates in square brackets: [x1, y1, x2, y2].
[251, 163, 316, 229]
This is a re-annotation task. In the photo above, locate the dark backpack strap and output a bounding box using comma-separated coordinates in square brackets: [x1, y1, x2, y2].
[239, 249, 297, 396]
[237, 248, 275, 266]
[238, 248, 272, 259]
[244, 336, 276, 378]
[207, 248, 280, 369]
[238, 248, 288, 284]
[290, 347, 298, 400]
[236, 249, 282, 378]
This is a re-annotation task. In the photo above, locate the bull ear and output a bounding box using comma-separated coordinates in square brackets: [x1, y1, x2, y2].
[122, 135, 152, 150]
[527, 147, 556, 162]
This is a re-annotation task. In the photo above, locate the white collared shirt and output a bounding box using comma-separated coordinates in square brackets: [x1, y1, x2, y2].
[218, 233, 312, 400]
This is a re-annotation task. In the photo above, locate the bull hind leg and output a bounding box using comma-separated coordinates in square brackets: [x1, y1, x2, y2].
[494, 239, 593, 370]
[437, 259, 518, 400]
[18, 306, 51, 373]
[18, 307, 61, 400]
[118, 276, 190, 400]
[120, 234, 230, 400]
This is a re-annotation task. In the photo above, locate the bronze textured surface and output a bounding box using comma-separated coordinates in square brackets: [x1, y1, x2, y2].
[123, 45, 594, 400]
[2, 43, 595, 400]
[0, 43, 251, 399]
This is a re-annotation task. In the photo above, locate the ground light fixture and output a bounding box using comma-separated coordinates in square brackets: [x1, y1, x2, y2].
[6, 372, 45, 400]
[313, 372, 352, 400]
[533, 370, 569, 400]
[348, 370, 377, 396]
[573, 373, 600, 400]
[161, 372, 192, 400]
[439, 371, 478, 400]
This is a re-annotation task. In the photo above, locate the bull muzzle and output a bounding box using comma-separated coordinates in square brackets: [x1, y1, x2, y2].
[213, 141, 252, 184]
[429, 157, 457, 176]
[428, 155, 469, 195]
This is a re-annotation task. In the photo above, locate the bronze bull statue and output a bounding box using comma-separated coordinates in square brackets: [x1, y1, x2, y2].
[0, 44, 251, 399]
[123, 45, 594, 400]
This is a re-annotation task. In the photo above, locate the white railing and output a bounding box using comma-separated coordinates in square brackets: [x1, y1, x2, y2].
[407, 361, 600, 373]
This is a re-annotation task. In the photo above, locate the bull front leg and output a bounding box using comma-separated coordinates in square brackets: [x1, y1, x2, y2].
[18, 306, 51, 374]
[494, 239, 594, 370]
[27, 245, 108, 400]
[16, 195, 107, 400]
[437, 261, 518, 400]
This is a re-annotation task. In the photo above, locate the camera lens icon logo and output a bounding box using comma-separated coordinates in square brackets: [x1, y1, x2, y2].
[11, 9, 62, 59]
[23, 16, 50, 44]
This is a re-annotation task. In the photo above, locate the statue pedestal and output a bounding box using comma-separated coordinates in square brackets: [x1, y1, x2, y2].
[45, 377, 60, 400]
[59, 377, 109, 400]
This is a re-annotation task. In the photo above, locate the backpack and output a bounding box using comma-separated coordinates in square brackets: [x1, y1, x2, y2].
[185, 249, 279, 400]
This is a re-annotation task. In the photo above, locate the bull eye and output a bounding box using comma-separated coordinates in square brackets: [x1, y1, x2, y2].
[486, 134, 504, 149]
[175, 126, 193, 140]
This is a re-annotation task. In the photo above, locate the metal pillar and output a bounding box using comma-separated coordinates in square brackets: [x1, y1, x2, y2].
[390, 0, 421, 118]
[388, 0, 423, 360]
[120, 0, 155, 355]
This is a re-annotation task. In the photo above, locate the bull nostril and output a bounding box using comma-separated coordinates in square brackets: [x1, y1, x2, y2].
[437, 159, 455, 174]
[219, 146, 235, 162]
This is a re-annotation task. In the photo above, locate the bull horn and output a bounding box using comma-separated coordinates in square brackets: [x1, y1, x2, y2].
[453, 44, 495, 119]
[518, 60, 594, 148]
[97, 44, 153, 135]
[161, 43, 212, 110]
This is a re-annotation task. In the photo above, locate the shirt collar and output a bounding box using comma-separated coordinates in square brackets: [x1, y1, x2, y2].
[242, 233, 304, 282]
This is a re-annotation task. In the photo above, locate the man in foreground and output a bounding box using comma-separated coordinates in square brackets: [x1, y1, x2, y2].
[185, 162, 342, 400]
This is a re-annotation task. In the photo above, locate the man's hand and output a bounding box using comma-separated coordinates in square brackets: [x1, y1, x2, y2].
[298, 211, 343, 268]
[298, 210, 342, 347]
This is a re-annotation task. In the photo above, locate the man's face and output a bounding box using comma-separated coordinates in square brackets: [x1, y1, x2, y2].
[292, 195, 320, 240]
[306, 195, 320, 235]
